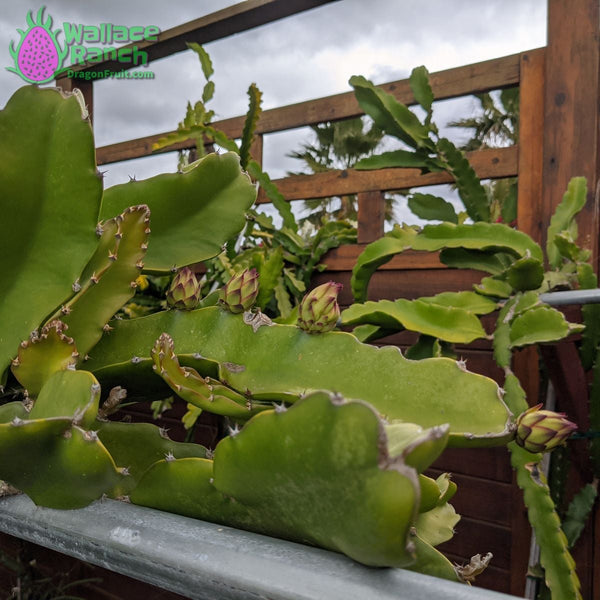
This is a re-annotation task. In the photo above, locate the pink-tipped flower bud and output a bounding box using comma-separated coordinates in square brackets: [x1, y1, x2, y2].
[298, 282, 342, 333]
[515, 404, 577, 453]
[219, 268, 259, 313]
[166, 267, 201, 310]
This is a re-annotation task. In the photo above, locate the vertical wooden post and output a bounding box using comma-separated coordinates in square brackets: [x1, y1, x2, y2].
[542, 0, 600, 267]
[542, 3, 600, 597]
[250, 133, 264, 167]
[357, 190, 385, 243]
[517, 49, 546, 244]
[55, 76, 94, 126]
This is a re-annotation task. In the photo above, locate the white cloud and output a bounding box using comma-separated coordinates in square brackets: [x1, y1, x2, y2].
[1, 0, 546, 189]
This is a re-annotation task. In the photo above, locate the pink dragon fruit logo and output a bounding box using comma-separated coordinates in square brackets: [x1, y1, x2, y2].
[7, 7, 68, 84]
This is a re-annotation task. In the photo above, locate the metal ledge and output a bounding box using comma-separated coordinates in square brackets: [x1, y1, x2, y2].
[540, 288, 600, 306]
[0, 495, 516, 600]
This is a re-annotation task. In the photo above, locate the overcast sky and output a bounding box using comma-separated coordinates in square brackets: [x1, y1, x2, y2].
[1, 0, 547, 221]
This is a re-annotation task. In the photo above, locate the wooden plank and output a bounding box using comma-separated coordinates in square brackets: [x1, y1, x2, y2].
[96, 54, 522, 165]
[542, 0, 600, 268]
[517, 48, 545, 243]
[539, 342, 591, 499]
[437, 517, 511, 571]
[317, 244, 445, 272]
[256, 146, 518, 202]
[311, 268, 484, 304]
[431, 447, 513, 483]
[357, 191, 385, 243]
[426, 470, 512, 526]
[508, 472, 530, 597]
[250, 133, 264, 167]
[54, 0, 339, 76]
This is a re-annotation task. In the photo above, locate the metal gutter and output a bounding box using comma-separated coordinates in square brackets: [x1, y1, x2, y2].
[540, 288, 600, 306]
[0, 495, 518, 600]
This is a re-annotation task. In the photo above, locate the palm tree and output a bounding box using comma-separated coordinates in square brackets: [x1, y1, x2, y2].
[288, 117, 395, 228]
[449, 88, 519, 223]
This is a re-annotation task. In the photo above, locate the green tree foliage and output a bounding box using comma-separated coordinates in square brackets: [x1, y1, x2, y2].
[449, 89, 520, 224]
[288, 118, 397, 228]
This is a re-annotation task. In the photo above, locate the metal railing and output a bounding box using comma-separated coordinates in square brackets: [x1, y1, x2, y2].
[0, 495, 517, 600]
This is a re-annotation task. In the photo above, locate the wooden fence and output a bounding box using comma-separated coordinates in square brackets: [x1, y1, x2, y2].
[44, 0, 600, 598]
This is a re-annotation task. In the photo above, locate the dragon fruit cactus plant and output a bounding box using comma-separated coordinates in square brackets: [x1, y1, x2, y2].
[8, 7, 68, 84]
[0, 83, 526, 586]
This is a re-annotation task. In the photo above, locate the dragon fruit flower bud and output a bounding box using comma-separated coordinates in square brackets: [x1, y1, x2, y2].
[298, 282, 342, 333]
[166, 267, 201, 310]
[515, 404, 577, 453]
[219, 268, 259, 313]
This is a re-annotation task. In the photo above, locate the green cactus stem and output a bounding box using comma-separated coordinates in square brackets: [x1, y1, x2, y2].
[406, 534, 462, 582]
[151, 333, 271, 420]
[95, 421, 208, 497]
[219, 268, 259, 314]
[0, 401, 30, 423]
[504, 373, 581, 600]
[0, 417, 124, 509]
[88, 307, 513, 446]
[10, 320, 78, 396]
[29, 369, 100, 430]
[0, 369, 127, 509]
[100, 152, 256, 273]
[385, 422, 450, 472]
[298, 282, 342, 333]
[342, 298, 487, 344]
[132, 392, 422, 568]
[58, 205, 150, 361]
[0, 86, 102, 377]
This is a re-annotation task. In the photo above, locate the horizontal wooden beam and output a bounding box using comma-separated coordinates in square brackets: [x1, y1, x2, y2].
[56, 0, 339, 76]
[319, 245, 445, 272]
[95, 52, 531, 165]
[257, 146, 517, 202]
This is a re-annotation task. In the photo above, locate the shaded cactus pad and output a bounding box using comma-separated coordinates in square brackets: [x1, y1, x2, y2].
[131, 392, 421, 567]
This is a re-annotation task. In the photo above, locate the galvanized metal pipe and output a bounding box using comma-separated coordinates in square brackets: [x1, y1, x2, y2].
[0, 495, 518, 600]
[539, 288, 600, 306]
